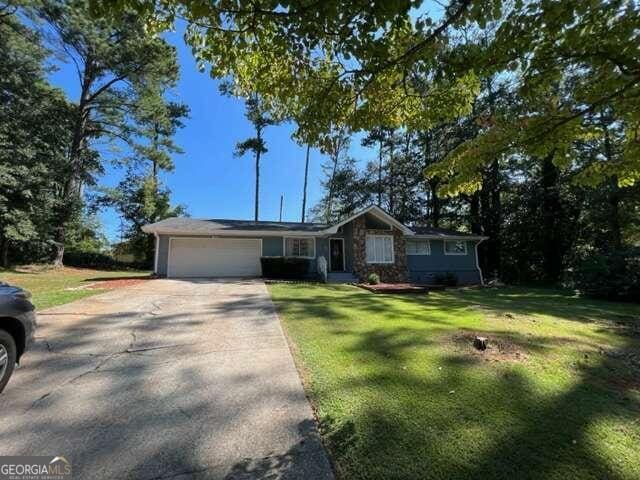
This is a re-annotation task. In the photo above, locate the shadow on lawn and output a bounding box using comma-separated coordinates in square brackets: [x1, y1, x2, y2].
[325, 356, 638, 479]
[329, 334, 638, 479]
[273, 284, 640, 479]
[83, 274, 152, 282]
[1, 284, 333, 480]
[273, 285, 470, 323]
[276, 283, 640, 320]
[453, 287, 640, 325]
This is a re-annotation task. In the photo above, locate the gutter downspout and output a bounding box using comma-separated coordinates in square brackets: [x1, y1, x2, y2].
[153, 233, 159, 276]
[475, 238, 486, 286]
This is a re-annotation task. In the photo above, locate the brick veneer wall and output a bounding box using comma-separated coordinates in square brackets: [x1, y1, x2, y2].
[351, 216, 408, 282]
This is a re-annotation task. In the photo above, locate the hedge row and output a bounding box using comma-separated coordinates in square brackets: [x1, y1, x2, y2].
[260, 257, 312, 280]
[64, 250, 150, 271]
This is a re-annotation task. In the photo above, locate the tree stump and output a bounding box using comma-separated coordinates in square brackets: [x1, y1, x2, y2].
[474, 336, 488, 351]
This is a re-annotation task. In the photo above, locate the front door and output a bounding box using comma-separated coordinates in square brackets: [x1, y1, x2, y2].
[330, 238, 345, 271]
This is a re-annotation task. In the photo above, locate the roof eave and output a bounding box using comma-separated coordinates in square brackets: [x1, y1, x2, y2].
[411, 234, 489, 241]
[141, 228, 322, 236]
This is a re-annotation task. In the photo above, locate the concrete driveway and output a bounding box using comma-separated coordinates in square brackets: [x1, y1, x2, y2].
[0, 279, 333, 480]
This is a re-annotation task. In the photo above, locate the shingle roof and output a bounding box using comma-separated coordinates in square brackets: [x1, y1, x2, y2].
[142, 217, 329, 234]
[142, 208, 488, 239]
[410, 226, 483, 238]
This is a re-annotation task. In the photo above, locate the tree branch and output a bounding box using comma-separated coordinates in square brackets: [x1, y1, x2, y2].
[86, 74, 128, 103]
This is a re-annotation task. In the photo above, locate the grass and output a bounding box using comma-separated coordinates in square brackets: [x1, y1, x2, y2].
[269, 284, 640, 480]
[0, 266, 150, 309]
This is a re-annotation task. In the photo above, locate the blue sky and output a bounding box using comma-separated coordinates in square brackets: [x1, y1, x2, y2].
[48, 25, 374, 242]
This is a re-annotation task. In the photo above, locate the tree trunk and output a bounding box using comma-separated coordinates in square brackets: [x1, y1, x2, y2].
[254, 149, 260, 221]
[423, 131, 440, 226]
[325, 153, 339, 223]
[399, 133, 411, 223]
[540, 151, 563, 284]
[429, 179, 441, 227]
[54, 105, 87, 267]
[149, 124, 160, 224]
[52, 229, 65, 268]
[301, 144, 310, 222]
[0, 235, 8, 268]
[489, 159, 501, 274]
[469, 193, 481, 234]
[480, 159, 502, 278]
[54, 58, 95, 267]
[388, 141, 395, 214]
[601, 117, 622, 250]
[378, 139, 383, 207]
[607, 176, 622, 251]
[479, 77, 502, 278]
[152, 124, 159, 184]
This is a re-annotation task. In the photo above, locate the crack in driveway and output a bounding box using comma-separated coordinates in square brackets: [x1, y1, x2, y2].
[6, 279, 334, 479]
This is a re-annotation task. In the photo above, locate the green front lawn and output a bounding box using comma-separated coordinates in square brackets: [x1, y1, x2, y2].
[269, 284, 640, 480]
[0, 266, 150, 309]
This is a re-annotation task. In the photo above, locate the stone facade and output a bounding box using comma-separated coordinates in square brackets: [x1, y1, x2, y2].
[351, 216, 408, 282]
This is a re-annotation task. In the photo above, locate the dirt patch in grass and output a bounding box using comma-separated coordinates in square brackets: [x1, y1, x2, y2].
[450, 331, 529, 363]
[8, 264, 63, 274]
[85, 278, 150, 289]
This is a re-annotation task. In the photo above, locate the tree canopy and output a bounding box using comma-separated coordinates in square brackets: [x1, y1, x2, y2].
[93, 0, 640, 190]
[0, 0, 186, 267]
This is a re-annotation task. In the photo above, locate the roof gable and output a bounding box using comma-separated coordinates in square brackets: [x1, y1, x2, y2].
[324, 205, 414, 235]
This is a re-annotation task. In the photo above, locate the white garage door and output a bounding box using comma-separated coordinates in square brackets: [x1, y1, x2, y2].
[168, 237, 262, 278]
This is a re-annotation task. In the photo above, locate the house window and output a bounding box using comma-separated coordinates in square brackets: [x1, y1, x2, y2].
[366, 235, 394, 263]
[284, 237, 315, 258]
[444, 240, 467, 255]
[406, 239, 430, 255]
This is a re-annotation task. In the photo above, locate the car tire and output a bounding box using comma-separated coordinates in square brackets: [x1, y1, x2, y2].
[0, 329, 17, 394]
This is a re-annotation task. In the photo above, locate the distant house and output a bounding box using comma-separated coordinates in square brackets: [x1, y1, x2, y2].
[142, 205, 487, 284]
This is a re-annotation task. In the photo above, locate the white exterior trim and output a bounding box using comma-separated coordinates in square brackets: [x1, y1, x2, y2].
[444, 240, 468, 256]
[166, 236, 175, 278]
[329, 237, 346, 271]
[282, 236, 316, 259]
[145, 229, 319, 237]
[412, 234, 488, 241]
[322, 205, 414, 235]
[153, 233, 159, 274]
[406, 238, 431, 255]
[366, 234, 395, 264]
[475, 239, 486, 285]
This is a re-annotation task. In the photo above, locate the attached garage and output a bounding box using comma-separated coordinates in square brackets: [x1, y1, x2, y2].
[167, 237, 261, 278]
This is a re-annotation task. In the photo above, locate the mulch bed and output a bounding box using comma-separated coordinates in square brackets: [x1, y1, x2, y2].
[357, 283, 436, 294]
[85, 278, 151, 289]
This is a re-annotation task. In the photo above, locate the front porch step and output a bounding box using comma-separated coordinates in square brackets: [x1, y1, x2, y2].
[327, 272, 358, 284]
